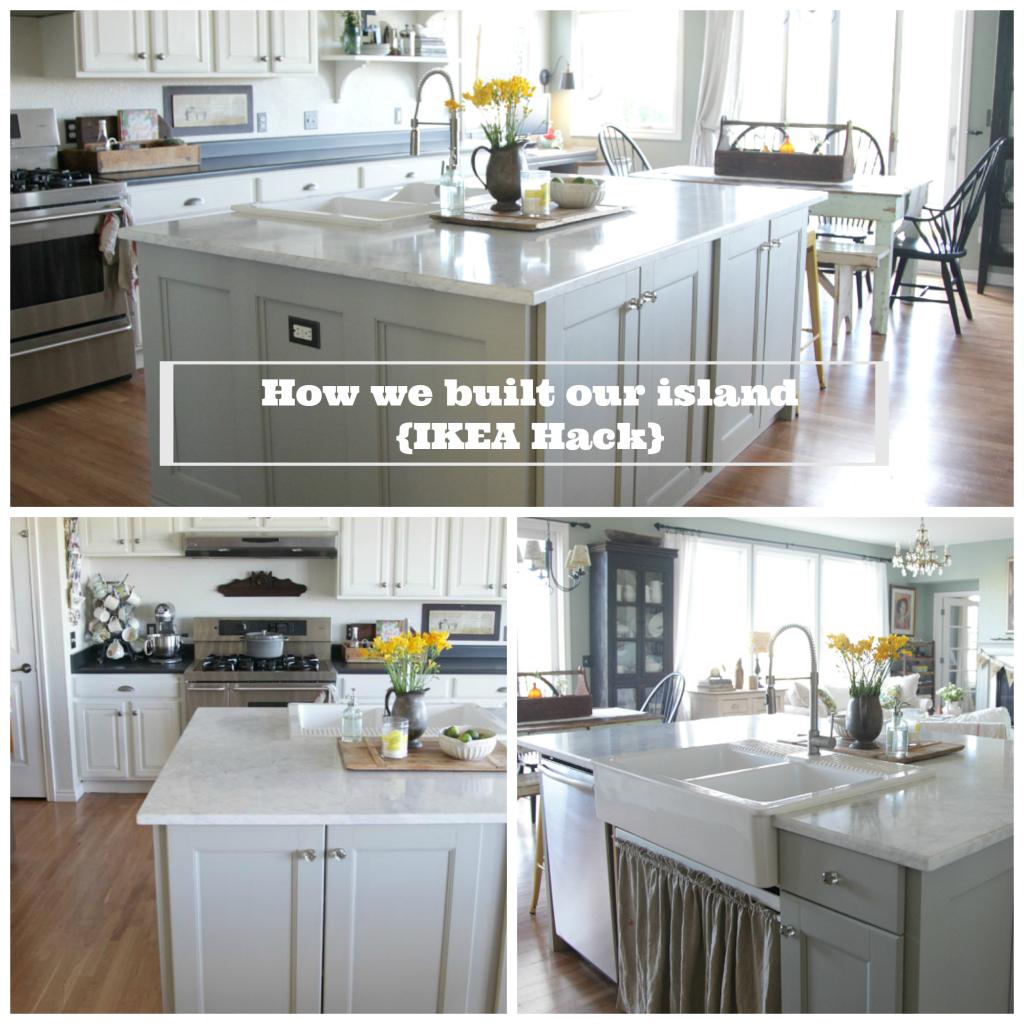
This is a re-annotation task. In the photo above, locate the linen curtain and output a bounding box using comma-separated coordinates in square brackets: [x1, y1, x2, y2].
[662, 531, 698, 686]
[689, 11, 745, 165]
[616, 839, 781, 1013]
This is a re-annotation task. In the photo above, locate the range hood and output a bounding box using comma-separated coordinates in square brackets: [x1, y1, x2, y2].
[184, 534, 338, 558]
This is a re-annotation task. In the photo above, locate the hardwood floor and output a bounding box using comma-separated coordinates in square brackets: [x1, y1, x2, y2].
[10, 795, 163, 1013]
[516, 799, 619, 1014]
[689, 280, 1014, 507]
[8, 283, 1013, 507]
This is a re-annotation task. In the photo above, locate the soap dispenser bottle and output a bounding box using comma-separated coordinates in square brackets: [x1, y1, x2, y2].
[341, 689, 363, 742]
[439, 160, 465, 217]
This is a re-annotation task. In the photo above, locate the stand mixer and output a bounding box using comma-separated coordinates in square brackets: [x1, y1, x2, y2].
[146, 602, 186, 663]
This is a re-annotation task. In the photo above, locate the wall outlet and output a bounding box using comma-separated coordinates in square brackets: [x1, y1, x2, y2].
[581, 654, 593, 668]
[69, 632, 77, 650]
[394, 106, 403, 126]
[303, 110, 318, 131]
[256, 112, 268, 133]
[64, 119, 79, 144]
[288, 315, 321, 349]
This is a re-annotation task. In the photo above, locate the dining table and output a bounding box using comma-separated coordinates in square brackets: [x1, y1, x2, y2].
[636, 164, 931, 336]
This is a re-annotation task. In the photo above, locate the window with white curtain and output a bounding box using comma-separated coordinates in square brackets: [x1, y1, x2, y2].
[515, 520, 569, 679]
[570, 10, 684, 138]
[679, 537, 886, 696]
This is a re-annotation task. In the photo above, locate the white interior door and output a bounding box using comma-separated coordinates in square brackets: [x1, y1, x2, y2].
[11, 519, 47, 798]
[935, 592, 979, 710]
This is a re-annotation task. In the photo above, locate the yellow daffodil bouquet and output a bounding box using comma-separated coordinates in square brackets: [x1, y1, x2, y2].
[826, 633, 910, 697]
[460, 76, 536, 149]
[372, 629, 453, 693]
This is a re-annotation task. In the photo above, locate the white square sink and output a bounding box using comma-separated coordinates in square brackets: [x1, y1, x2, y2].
[593, 740, 931, 887]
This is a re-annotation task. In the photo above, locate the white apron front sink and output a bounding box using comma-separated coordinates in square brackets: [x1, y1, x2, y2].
[593, 740, 931, 887]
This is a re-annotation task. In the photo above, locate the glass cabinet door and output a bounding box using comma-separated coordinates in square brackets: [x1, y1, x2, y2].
[642, 571, 665, 674]
[615, 569, 639, 676]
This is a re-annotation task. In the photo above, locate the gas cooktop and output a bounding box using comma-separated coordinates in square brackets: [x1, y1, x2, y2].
[11, 167, 94, 193]
[199, 654, 324, 673]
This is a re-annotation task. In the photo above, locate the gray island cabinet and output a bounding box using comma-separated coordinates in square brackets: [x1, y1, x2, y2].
[138, 710, 506, 1014]
[123, 178, 823, 507]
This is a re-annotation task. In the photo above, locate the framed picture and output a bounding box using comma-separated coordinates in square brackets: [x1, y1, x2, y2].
[376, 618, 408, 641]
[162, 85, 254, 136]
[421, 604, 502, 642]
[1007, 557, 1014, 632]
[889, 586, 916, 636]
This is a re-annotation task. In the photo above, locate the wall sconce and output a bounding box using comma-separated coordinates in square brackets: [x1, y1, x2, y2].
[539, 55, 575, 91]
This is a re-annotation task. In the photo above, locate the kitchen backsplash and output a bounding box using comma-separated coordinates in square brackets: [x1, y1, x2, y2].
[83, 554, 505, 643]
[9, 12, 454, 141]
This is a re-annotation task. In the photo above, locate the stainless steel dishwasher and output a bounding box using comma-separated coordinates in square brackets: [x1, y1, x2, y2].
[540, 757, 618, 981]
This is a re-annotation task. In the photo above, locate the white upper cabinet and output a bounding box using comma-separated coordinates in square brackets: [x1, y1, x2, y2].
[447, 519, 503, 598]
[269, 10, 318, 73]
[213, 10, 270, 74]
[79, 518, 130, 556]
[79, 518, 181, 556]
[338, 518, 393, 598]
[129, 517, 184, 556]
[149, 10, 212, 73]
[393, 519, 448, 598]
[77, 11, 150, 74]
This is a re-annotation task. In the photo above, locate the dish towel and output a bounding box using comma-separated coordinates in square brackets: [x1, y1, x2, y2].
[98, 200, 139, 321]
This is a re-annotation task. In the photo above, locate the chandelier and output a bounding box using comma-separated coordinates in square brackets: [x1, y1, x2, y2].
[520, 526, 590, 592]
[892, 519, 952, 578]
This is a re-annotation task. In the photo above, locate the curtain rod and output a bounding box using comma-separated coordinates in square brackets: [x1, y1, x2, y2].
[653, 523, 892, 564]
[530, 518, 592, 529]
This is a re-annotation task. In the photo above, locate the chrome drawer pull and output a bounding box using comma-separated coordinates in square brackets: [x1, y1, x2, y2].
[117, 685, 135, 692]
[821, 870, 841, 886]
[183, 197, 205, 207]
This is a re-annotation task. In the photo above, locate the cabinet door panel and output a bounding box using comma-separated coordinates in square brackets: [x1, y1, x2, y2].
[634, 245, 712, 506]
[447, 518, 501, 597]
[323, 823, 505, 1013]
[269, 10, 317, 73]
[760, 209, 807, 428]
[75, 702, 128, 779]
[149, 11, 212, 73]
[338, 518, 392, 597]
[709, 219, 770, 464]
[213, 10, 269, 73]
[130, 700, 181, 779]
[167, 825, 325, 1013]
[78, 11, 149, 73]
[79, 518, 129, 555]
[130, 517, 182, 555]
[780, 891, 902, 1012]
[393, 518, 447, 597]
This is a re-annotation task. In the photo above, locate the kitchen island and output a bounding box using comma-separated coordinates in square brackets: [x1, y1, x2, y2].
[123, 176, 825, 508]
[137, 708, 505, 1014]
[520, 714, 1012, 1013]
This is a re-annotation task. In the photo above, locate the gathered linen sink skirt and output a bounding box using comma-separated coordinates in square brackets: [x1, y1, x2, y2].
[615, 838, 781, 1013]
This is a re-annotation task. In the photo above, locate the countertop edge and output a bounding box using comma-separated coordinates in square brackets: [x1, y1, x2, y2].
[137, 812, 506, 826]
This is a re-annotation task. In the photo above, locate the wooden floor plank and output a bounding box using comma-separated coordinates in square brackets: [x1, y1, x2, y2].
[10, 795, 163, 1014]
[516, 800, 620, 1014]
[9, 284, 1013, 507]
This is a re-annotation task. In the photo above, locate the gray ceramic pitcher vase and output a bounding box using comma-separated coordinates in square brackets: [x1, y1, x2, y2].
[384, 687, 430, 749]
[471, 141, 529, 212]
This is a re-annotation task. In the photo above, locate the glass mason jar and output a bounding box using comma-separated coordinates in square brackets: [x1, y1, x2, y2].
[380, 716, 409, 759]
[885, 710, 910, 756]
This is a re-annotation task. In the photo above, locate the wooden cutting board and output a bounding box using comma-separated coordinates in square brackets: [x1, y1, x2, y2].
[430, 202, 629, 231]
[781, 738, 965, 763]
[338, 737, 506, 772]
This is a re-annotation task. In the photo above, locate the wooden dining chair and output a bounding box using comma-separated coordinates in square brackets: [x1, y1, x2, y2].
[730, 124, 786, 152]
[890, 137, 1008, 335]
[800, 230, 826, 390]
[597, 124, 652, 176]
[639, 672, 687, 724]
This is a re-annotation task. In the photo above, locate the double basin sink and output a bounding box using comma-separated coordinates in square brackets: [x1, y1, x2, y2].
[232, 181, 488, 229]
[593, 740, 931, 887]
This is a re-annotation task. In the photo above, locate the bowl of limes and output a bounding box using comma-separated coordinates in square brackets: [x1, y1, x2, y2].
[438, 724, 498, 761]
[550, 175, 606, 209]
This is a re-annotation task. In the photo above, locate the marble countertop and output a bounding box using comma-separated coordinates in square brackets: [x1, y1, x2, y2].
[122, 177, 825, 306]
[137, 708, 505, 826]
[519, 713, 1013, 872]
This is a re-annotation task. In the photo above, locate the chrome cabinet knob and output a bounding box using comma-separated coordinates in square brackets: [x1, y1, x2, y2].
[118, 538, 126, 544]
[379, 581, 387, 588]
[780, 924, 797, 938]
[259, 54, 269, 62]
[328, 848, 347, 860]
[274, 55, 284, 62]
[155, 53, 166, 61]
[640, 290, 658, 304]
[137, 52, 148, 59]
[298, 849, 317, 862]
[132, 710, 139, 717]
[486, 583, 495, 589]
[116, 710, 124, 717]
[821, 870, 841, 886]
[15, 664, 31, 673]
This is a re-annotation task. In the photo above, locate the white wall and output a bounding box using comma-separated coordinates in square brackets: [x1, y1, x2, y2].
[82, 552, 505, 644]
[10, 11, 460, 141]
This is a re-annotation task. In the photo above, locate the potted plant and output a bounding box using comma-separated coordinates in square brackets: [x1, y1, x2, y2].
[340, 11, 361, 55]
[937, 683, 965, 716]
[460, 76, 536, 211]
[826, 633, 911, 749]
[372, 629, 452, 748]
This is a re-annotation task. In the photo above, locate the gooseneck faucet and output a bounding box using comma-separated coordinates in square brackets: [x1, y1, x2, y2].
[765, 623, 836, 757]
[410, 69, 460, 170]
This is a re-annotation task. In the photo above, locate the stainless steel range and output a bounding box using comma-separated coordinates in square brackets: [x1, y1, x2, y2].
[184, 617, 334, 723]
[11, 108, 136, 406]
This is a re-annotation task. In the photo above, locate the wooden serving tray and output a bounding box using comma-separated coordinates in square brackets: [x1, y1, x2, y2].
[59, 143, 200, 175]
[781, 738, 965, 762]
[430, 202, 629, 232]
[338, 737, 506, 772]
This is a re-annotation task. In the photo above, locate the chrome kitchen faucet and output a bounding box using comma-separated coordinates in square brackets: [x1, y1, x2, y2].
[409, 69, 460, 170]
[765, 623, 836, 757]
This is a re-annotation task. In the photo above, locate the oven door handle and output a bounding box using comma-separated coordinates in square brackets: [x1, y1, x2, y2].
[11, 318, 134, 357]
[185, 684, 228, 692]
[232, 685, 328, 693]
[11, 205, 126, 228]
